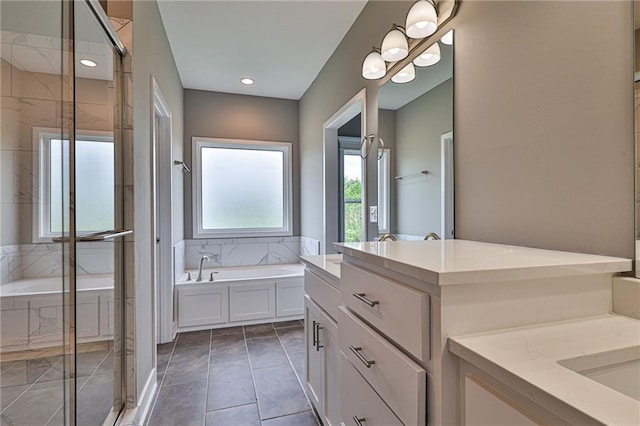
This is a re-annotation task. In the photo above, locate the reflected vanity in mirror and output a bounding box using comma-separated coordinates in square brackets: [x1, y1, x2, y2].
[376, 34, 454, 240]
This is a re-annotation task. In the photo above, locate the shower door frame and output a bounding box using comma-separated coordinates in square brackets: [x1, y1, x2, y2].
[62, 0, 129, 424]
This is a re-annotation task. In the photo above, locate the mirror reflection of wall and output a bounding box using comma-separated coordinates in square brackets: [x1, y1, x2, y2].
[635, 1, 640, 274]
[377, 39, 454, 240]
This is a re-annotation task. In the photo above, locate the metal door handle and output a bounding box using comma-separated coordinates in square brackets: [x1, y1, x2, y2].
[353, 416, 366, 425]
[312, 320, 318, 347]
[352, 292, 379, 307]
[77, 229, 133, 241]
[349, 345, 375, 368]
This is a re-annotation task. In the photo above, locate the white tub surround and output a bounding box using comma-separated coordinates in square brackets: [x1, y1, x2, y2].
[334, 240, 631, 425]
[450, 315, 640, 425]
[175, 264, 304, 331]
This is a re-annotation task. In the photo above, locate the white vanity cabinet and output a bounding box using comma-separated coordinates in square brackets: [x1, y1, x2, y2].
[301, 258, 342, 426]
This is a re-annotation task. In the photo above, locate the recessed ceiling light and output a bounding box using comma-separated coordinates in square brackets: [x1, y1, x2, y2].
[80, 59, 97, 68]
[240, 78, 254, 85]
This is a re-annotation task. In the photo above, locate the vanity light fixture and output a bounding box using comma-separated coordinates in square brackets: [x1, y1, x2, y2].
[391, 62, 416, 84]
[240, 77, 254, 85]
[381, 25, 409, 62]
[413, 42, 441, 67]
[405, 0, 438, 39]
[440, 29, 453, 45]
[362, 47, 386, 80]
[80, 59, 97, 68]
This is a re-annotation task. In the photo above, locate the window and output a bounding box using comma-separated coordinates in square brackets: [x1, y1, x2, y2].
[193, 137, 292, 238]
[338, 137, 363, 242]
[377, 149, 391, 234]
[35, 128, 114, 241]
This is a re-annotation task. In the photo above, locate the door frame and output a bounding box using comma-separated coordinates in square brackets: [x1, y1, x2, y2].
[322, 89, 366, 253]
[151, 77, 174, 344]
[441, 131, 454, 239]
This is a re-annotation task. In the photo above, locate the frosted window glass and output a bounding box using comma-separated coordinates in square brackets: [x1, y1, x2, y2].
[49, 138, 114, 233]
[201, 147, 284, 230]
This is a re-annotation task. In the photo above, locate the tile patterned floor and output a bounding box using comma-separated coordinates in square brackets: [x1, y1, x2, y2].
[147, 320, 319, 426]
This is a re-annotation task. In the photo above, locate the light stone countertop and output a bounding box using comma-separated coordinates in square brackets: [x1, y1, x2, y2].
[449, 314, 640, 425]
[300, 254, 342, 279]
[335, 240, 631, 285]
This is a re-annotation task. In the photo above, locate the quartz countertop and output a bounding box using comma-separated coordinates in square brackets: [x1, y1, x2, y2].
[449, 314, 640, 425]
[300, 254, 342, 279]
[335, 240, 631, 285]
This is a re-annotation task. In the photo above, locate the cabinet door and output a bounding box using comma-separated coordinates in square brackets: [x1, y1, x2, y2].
[305, 295, 324, 415]
[178, 285, 229, 327]
[465, 374, 539, 425]
[322, 314, 341, 426]
[229, 282, 275, 322]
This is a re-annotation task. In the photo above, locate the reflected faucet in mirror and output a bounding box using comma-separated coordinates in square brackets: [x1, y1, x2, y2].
[424, 232, 441, 240]
[379, 233, 397, 241]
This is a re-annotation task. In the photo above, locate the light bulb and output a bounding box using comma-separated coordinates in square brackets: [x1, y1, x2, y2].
[80, 59, 97, 68]
[381, 27, 409, 62]
[405, 0, 438, 39]
[440, 29, 454, 45]
[413, 42, 440, 67]
[391, 63, 415, 84]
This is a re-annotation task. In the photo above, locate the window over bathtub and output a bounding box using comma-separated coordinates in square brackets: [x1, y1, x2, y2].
[33, 128, 115, 242]
[192, 137, 293, 238]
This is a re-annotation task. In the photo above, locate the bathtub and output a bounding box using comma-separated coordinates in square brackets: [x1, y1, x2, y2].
[0, 274, 115, 352]
[175, 263, 305, 331]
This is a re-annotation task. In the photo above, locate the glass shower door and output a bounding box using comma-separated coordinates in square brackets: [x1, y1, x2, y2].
[72, 1, 125, 424]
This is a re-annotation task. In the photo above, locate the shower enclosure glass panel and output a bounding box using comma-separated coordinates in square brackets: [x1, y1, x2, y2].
[0, 1, 125, 424]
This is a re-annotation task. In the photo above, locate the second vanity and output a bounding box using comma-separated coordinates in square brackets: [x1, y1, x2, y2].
[302, 240, 639, 425]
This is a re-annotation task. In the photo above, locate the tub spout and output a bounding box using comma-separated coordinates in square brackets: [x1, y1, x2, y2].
[197, 255, 209, 282]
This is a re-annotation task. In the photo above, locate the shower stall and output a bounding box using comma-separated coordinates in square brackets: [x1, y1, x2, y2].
[1, 1, 129, 424]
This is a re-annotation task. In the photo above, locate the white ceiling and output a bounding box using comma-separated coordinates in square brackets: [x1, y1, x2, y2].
[157, 0, 368, 100]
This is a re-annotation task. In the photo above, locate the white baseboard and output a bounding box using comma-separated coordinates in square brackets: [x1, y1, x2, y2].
[117, 368, 158, 426]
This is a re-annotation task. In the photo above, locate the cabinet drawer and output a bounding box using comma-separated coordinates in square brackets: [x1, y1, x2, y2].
[341, 262, 430, 361]
[339, 306, 426, 426]
[341, 355, 403, 426]
[305, 270, 340, 320]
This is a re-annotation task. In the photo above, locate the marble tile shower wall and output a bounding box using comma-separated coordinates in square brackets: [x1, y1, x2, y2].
[182, 236, 320, 270]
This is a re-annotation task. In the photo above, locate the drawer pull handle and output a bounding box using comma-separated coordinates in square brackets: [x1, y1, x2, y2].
[352, 292, 379, 307]
[353, 416, 366, 425]
[312, 320, 318, 347]
[349, 345, 375, 368]
[315, 321, 324, 351]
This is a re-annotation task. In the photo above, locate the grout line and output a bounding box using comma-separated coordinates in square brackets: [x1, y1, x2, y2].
[242, 325, 263, 422]
[145, 335, 178, 424]
[202, 329, 213, 426]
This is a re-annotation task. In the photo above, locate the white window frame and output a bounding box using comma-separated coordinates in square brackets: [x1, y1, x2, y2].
[32, 127, 114, 242]
[192, 137, 293, 238]
[377, 148, 391, 234]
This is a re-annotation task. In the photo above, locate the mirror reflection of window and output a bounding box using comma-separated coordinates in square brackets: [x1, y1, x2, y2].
[338, 136, 363, 242]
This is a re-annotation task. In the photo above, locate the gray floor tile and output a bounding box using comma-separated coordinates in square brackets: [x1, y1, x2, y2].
[211, 326, 244, 336]
[76, 351, 109, 378]
[288, 351, 305, 384]
[0, 384, 28, 410]
[46, 406, 64, 425]
[207, 360, 255, 411]
[273, 320, 303, 329]
[77, 373, 114, 425]
[206, 403, 261, 426]
[247, 336, 289, 370]
[253, 364, 310, 420]
[163, 344, 210, 386]
[2, 385, 64, 425]
[244, 323, 276, 338]
[276, 327, 304, 354]
[210, 333, 248, 364]
[1, 357, 61, 387]
[148, 381, 207, 426]
[176, 330, 211, 348]
[261, 411, 319, 426]
[157, 342, 174, 374]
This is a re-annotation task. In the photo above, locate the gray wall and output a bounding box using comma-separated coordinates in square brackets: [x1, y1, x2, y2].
[183, 89, 300, 239]
[300, 1, 634, 258]
[453, 1, 634, 258]
[132, 0, 184, 400]
[395, 78, 453, 236]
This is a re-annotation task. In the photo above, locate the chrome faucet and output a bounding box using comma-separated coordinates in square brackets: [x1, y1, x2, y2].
[379, 233, 397, 241]
[197, 255, 209, 282]
[424, 232, 441, 240]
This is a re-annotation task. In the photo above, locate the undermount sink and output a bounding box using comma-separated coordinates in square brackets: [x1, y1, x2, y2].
[558, 346, 640, 401]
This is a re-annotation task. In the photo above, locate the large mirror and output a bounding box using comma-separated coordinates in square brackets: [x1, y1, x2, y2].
[635, 1, 640, 275]
[376, 36, 454, 240]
